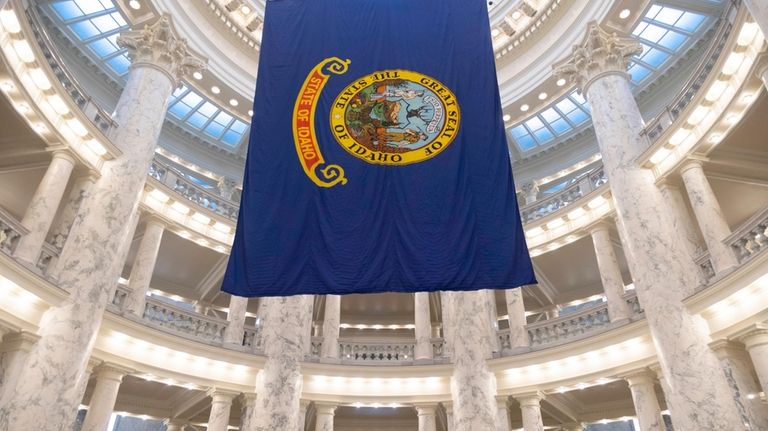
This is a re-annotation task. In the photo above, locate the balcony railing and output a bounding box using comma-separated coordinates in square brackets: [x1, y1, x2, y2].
[149, 159, 239, 220]
[521, 168, 607, 223]
[27, 6, 118, 136]
[0, 207, 27, 256]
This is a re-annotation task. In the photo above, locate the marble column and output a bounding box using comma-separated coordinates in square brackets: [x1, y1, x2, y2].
[314, 403, 336, 431]
[624, 371, 663, 431]
[590, 223, 632, 322]
[440, 292, 454, 358]
[223, 295, 249, 346]
[710, 340, 768, 431]
[0, 17, 205, 430]
[657, 180, 704, 280]
[0, 331, 40, 394]
[416, 405, 437, 431]
[414, 292, 433, 360]
[442, 402, 454, 431]
[740, 326, 768, 396]
[496, 397, 511, 431]
[445, 291, 498, 430]
[504, 288, 528, 348]
[251, 295, 313, 430]
[298, 399, 310, 431]
[81, 364, 129, 431]
[320, 295, 340, 359]
[515, 393, 544, 431]
[485, 290, 500, 353]
[239, 393, 257, 431]
[14, 151, 76, 264]
[207, 390, 237, 431]
[554, 23, 744, 430]
[679, 160, 738, 274]
[49, 173, 97, 252]
[124, 217, 165, 316]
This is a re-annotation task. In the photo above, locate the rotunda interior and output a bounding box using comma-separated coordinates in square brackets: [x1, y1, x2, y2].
[0, 0, 767, 430]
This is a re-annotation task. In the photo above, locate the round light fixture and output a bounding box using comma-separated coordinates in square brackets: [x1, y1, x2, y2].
[520, 104, 530, 112]
[619, 9, 631, 20]
[211, 86, 221, 94]
[129, 0, 141, 10]
[556, 78, 566, 87]
[503, 114, 511, 122]
[192, 71, 203, 80]
[538, 92, 548, 100]
[229, 99, 239, 107]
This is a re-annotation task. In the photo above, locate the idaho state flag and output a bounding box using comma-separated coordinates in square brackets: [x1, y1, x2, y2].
[222, 0, 536, 297]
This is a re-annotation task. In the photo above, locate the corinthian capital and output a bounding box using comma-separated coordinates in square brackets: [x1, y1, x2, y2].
[553, 21, 642, 95]
[117, 15, 207, 86]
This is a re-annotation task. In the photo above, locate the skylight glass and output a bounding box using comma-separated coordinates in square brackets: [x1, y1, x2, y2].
[508, 90, 591, 151]
[508, 2, 715, 153]
[167, 86, 250, 148]
[49, 0, 131, 78]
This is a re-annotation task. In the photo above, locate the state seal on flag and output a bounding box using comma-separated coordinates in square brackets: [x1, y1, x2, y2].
[330, 70, 460, 166]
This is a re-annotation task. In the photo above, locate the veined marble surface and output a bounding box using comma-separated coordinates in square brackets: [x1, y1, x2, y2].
[446, 291, 498, 431]
[49, 174, 96, 252]
[0, 65, 189, 430]
[207, 391, 235, 431]
[414, 292, 433, 360]
[251, 295, 313, 430]
[223, 295, 249, 345]
[321, 294, 340, 359]
[517, 395, 544, 431]
[590, 225, 631, 322]
[504, 288, 528, 348]
[124, 219, 165, 316]
[625, 373, 663, 431]
[587, 73, 744, 429]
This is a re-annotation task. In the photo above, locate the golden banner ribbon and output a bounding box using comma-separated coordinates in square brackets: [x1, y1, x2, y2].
[292, 57, 351, 188]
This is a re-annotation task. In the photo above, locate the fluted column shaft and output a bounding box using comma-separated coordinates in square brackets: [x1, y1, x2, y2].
[314, 403, 336, 431]
[0, 17, 205, 430]
[81, 366, 128, 431]
[625, 372, 663, 431]
[321, 295, 340, 359]
[124, 218, 165, 316]
[504, 288, 528, 348]
[590, 223, 632, 322]
[445, 291, 498, 430]
[679, 161, 738, 273]
[223, 295, 249, 346]
[207, 391, 236, 431]
[414, 292, 433, 360]
[251, 295, 313, 430]
[416, 405, 437, 431]
[554, 23, 743, 430]
[742, 328, 768, 396]
[516, 394, 544, 431]
[14, 151, 76, 264]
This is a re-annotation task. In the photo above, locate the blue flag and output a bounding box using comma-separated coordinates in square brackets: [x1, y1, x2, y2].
[222, 0, 536, 297]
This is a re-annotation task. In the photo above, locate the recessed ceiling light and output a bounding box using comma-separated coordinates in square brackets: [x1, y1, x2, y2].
[491, 28, 500, 37]
[619, 9, 631, 20]
[248, 110, 254, 117]
[503, 114, 511, 122]
[211, 86, 221, 94]
[556, 78, 566, 87]
[538, 92, 548, 100]
[241, 5, 252, 15]
[193, 71, 203, 80]
[520, 104, 530, 112]
[129, 0, 141, 10]
[229, 99, 239, 107]
[511, 11, 522, 20]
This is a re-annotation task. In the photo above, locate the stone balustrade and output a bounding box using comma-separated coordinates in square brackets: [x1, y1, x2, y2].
[338, 340, 416, 363]
[141, 298, 228, 343]
[641, 11, 734, 142]
[695, 205, 768, 280]
[243, 325, 263, 352]
[521, 168, 607, 223]
[148, 159, 239, 220]
[0, 207, 27, 255]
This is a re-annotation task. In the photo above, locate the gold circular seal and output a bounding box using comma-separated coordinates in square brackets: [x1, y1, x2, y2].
[330, 70, 460, 166]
